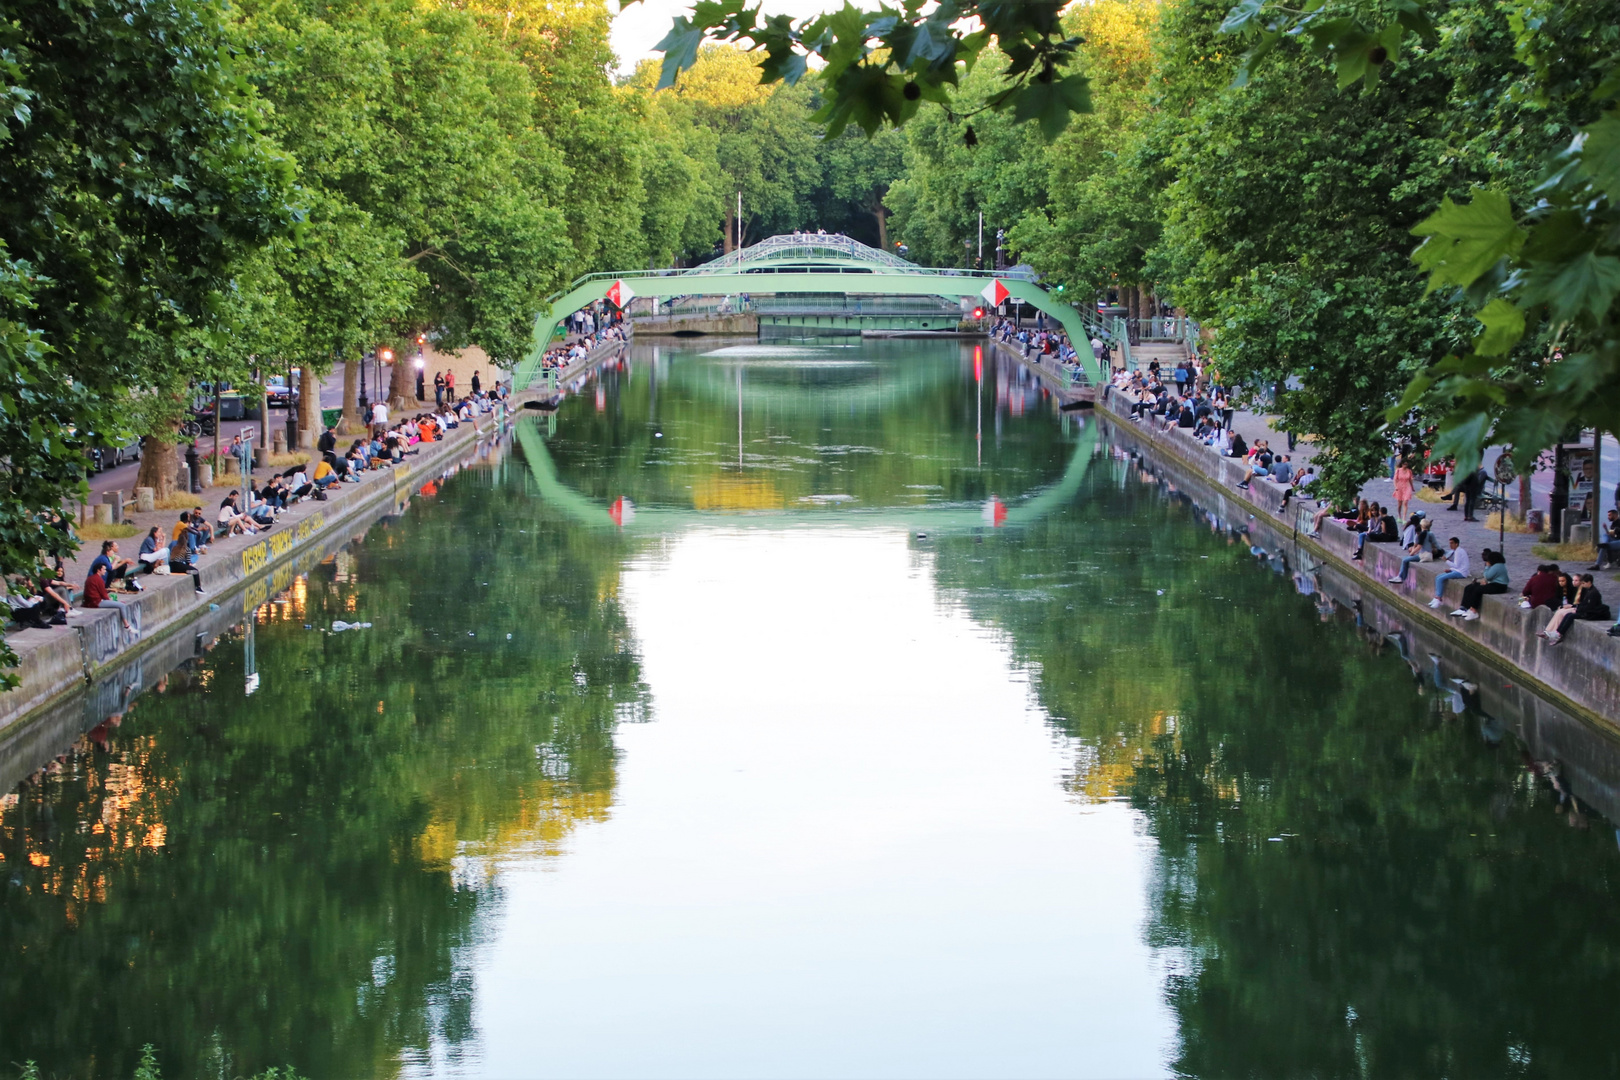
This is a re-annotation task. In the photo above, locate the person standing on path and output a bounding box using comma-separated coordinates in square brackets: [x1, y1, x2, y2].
[233, 431, 253, 481]
[471, 370, 481, 396]
[433, 371, 445, 408]
[415, 368, 426, 402]
[371, 399, 389, 438]
[445, 370, 455, 401]
[1446, 465, 1487, 521]
[1393, 458, 1415, 521]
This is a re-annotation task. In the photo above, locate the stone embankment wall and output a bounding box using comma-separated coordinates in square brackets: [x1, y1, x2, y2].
[1097, 388, 1620, 729]
[0, 334, 633, 782]
[0, 416, 506, 741]
[1116, 431, 1620, 821]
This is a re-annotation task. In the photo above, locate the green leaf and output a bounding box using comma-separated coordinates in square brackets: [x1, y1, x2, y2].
[1008, 73, 1092, 141]
[653, 17, 705, 90]
[1578, 111, 1620, 204]
[1384, 370, 1435, 422]
[1432, 410, 1495, 477]
[1519, 250, 1620, 325]
[1472, 298, 1525, 356]
[1410, 190, 1525, 292]
[1219, 0, 1265, 36]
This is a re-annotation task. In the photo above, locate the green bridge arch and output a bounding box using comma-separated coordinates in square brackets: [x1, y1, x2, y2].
[514, 234, 1104, 390]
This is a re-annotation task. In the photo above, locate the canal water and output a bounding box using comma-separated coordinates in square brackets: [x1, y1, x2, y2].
[3, 339, 1619, 1079]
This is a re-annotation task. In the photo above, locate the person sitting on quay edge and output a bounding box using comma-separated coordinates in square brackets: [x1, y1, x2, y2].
[1452, 548, 1510, 621]
[311, 457, 339, 494]
[89, 539, 142, 593]
[1386, 514, 1430, 584]
[8, 566, 71, 628]
[1519, 564, 1564, 611]
[81, 562, 134, 632]
[217, 491, 263, 536]
[1279, 465, 1315, 510]
[173, 511, 205, 558]
[1539, 573, 1610, 644]
[1352, 502, 1398, 561]
[1428, 536, 1470, 608]
[137, 527, 169, 575]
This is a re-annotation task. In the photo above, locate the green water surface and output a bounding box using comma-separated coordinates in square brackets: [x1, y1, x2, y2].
[2, 339, 1617, 1079]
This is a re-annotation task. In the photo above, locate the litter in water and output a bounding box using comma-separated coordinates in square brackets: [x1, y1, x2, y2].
[331, 621, 373, 632]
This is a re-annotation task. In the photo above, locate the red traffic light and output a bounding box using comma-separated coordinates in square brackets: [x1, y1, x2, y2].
[973, 307, 984, 319]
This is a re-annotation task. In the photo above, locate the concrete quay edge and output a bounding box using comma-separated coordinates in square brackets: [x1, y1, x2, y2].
[1095, 388, 1620, 729]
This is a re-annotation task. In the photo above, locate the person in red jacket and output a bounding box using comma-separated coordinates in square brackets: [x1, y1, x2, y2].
[1519, 564, 1564, 612]
[82, 564, 133, 631]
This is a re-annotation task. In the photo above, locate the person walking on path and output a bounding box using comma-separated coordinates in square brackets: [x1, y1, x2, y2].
[1393, 458, 1415, 521]
[1429, 537, 1470, 609]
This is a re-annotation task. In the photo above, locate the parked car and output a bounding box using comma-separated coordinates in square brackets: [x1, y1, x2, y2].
[265, 375, 299, 409]
[83, 433, 140, 474]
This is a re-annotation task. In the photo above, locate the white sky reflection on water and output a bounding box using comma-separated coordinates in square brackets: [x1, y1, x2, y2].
[466, 529, 1176, 1079]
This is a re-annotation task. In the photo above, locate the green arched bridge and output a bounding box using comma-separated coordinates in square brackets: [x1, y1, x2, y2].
[514, 234, 1104, 390]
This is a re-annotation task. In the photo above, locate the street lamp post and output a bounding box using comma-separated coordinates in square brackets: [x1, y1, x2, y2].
[379, 349, 394, 411]
[358, 350, 370, 415]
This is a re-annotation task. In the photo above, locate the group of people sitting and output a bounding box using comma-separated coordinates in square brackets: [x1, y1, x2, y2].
[6, 385, 513, 636]
[541, 312, 628, 373]
[1336, 499, 1619, 640]
[989, 319, 1083, 371]
[6, 540, 143, 630]
[1521, 564, 1613, 644]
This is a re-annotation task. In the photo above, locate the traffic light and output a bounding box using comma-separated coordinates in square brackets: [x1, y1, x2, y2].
[973, 307, 984, 318]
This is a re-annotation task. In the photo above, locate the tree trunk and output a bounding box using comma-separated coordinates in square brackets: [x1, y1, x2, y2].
[872, 205, 889, 251]
[388, 355, 414, 413]
[136, 433, 179, 500]
[298, 366, 318, 448]
[340, 355, 362, 434]
[722, 206, 734, 254]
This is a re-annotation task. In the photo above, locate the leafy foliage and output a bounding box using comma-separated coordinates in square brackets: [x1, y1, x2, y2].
[635, 0, 1095, 140]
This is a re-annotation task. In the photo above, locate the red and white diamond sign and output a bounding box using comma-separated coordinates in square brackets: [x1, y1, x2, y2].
[606, 279, 635, 308]
[980, 279, 1010, 307]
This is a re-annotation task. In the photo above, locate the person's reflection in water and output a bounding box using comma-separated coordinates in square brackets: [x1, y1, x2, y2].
[1382, 631, 1427, 686]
